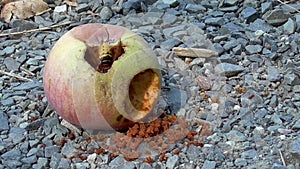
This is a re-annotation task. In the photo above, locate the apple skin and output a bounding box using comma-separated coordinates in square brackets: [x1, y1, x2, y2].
[43, 24, 161, 131]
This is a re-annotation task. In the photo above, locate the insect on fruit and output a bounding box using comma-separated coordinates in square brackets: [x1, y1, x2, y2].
[97, 30, 124, 73]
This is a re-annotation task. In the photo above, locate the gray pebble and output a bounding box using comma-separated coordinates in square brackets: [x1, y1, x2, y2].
[109, 156, 135, 169]
[61, 142, 78, 158]
[76, 4, 89, 13]
[2, 46, 15, 55]
[100, 6, 113, 20]
[248, 19, 272, 32]
[201, 160, 216, 169]
[163, 25, 186, 38]
[267, 66, 282, 82]
[161, 38, 181, 50]
[162, 13, 177, 25]
[290, 138, 300, 159]
[223, 40, 239, 51]
[37, 157, 48, 167]
[186, 144, 201, 160]
[234, 158, 247, 167]
[44, 146, 60, 158]
[57, 158, 71, 169]
[242, 7, 258, 23]
[226, 130, 247, 142]
[75, 162, 90, 169]
[9, 127, 26, 144]
[292, 120, 300, 129]
[21, 155, 37, 164]
[2, 160, 22, 168]
[0, 117, 9, 131]
[241, 149, 259, 159]
[4, 57, 20, 71]
[166, 155, 179, 169]
[205, 17, 225, 26]
[13, 81, 42, 91]
[140, 163, 152, 169]
[241, 89, 263, 108]
[219, 6, 238, 12]
[214, 63, 245, 77]
[223, 0, 239, 6]
[245, 45, 262, 54]
[261, 2, 272, 14]
[1, 149, 21, 160]
[283, 18, 296, 34]
[185, 4, 206, 13]
[262, 9, 290, 26]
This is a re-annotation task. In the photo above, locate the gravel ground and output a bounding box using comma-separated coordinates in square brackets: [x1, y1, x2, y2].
[1, 0, 300, 168]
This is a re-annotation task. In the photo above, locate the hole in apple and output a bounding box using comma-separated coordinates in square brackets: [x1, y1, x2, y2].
[129, 69, 160, 119]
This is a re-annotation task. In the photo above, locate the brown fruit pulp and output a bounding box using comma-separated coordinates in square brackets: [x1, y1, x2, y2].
[129, 69, 160, 113]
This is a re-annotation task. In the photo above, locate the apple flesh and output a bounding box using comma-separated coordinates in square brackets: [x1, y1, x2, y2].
[43, 24, 161, 131]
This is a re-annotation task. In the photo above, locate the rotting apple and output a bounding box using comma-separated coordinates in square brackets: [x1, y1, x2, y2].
[43, 23, 162, 131]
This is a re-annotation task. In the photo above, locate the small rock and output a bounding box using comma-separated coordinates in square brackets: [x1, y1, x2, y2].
[187, 145, 201, 160]
[166, 155, 179, 169]
[11, 19, 37, 31]
[140, 163, 152, 169]
[223, 40, 239, 51]
[293, 120, 300, 129]
[13, 81, 42, 90]
[162, 0, 179, 7]
[21, 156, 37, 164]
[283, 18, 296, 34]
[163, 25, 186, 38]
[241, 149, 259, 159]
[109, 156, 135, 169]
[219, 6, 238, 12]
[226, 130, 247, 142]
[44, 146, 60, 158]
[75, 162, 90, 169]
[248, 19, 272, 32]
[9, 127, 26, 144]
[61, 142, 78, 158]
[234, 158, 247, 167]
[201, 160, 216, 169]
[223, 0, 239, 6]
[161, 38, 181, 50]
[242, 7, 258, 23]
[262, 9, 290, 26]
[214, 63, 245, 77]
[196, 75, 212, 91]
[1, 149, 21, 160]
[245, 45, 262, 54]
[0, 117, 9, 131]
[37, 157, 48, 167]
[261, 2, 272, 14]
[267, 66, 282, 82]
[54, 5, 67, 13]
[241, 89, 263, 107]
[58, 158, 71, 169]
[2, 46, 15, 55]
[185, 4, 206, 13]
[3, 57, 19, 71]
[283, 73, 300, 85]
[99, 6, 113, 20]
[162, 13, 177, 25]
[76, 4, 89, 13]
[290, 138, 300, 159]
[205, 17, 225, 26]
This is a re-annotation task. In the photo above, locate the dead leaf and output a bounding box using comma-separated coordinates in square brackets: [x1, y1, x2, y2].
[0, 0, 50, 23]
[64, 0, 78, 7]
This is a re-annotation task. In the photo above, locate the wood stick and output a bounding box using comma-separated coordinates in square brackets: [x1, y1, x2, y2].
[0, 21, 72, 37]
[172, 47, 218, 58]
[0, 70, 33, 82]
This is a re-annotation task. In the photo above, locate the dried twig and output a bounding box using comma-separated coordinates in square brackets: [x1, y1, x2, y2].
[0, 70, 33, 82]
[0, 21, 72, 37]
[276, 0, 300, 13]
[172, 47, 218, 58]
[279, 150, 286, 166]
